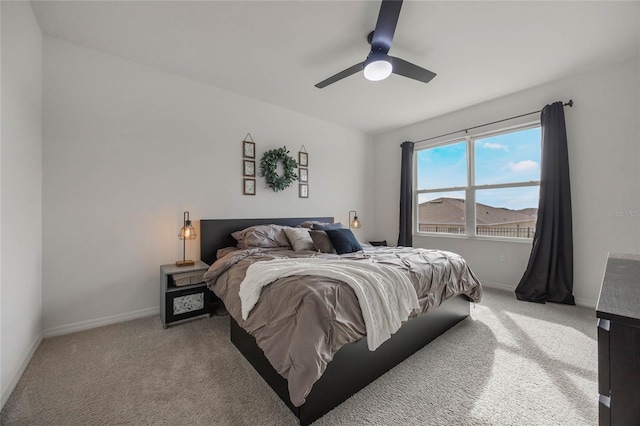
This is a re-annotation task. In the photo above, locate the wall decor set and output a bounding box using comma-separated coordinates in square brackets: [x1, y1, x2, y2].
[298, 146, 309, 198]
[241, 134, 310, 198]
[242, 134, 256, 195]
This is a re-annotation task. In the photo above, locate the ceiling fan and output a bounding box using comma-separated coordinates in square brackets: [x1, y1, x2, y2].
[315, 0, 436, 89]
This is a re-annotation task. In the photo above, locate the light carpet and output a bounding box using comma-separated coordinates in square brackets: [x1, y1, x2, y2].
[1, 287, 597, 425]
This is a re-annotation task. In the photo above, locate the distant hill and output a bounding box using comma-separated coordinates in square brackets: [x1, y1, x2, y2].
[517, 208, 538, 218]
[418, 197, 537, 225]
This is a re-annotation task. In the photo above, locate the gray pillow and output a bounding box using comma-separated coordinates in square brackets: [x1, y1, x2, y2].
[298, 221, 323, 229]
[283, 227, 315, 252]
[231, 224, 291, 248]
[309, 230, 336, 254]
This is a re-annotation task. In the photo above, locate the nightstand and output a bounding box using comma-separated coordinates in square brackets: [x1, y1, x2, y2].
[160, 260, 214, 329]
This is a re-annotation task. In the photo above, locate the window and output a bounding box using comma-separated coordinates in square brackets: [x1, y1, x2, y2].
[415, 124, 541, 239]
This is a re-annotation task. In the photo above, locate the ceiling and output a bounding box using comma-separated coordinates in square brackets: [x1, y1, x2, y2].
[31, 1, 640, 135]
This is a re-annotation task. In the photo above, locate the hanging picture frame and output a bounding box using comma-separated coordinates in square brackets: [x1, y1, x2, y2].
[299, 168, 308, 182]
[243, 178, 256, 195]
[299, 183, 309, 198]
[298, 151, 308, 167]
[243, 159, 256, 177]
[243, 140, 255, 159]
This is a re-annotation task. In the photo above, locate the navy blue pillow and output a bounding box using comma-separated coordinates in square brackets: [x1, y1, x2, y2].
[324, 229, 363, 255]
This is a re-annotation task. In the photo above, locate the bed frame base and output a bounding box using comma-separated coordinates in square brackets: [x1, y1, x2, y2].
[230, 294, 471, 425]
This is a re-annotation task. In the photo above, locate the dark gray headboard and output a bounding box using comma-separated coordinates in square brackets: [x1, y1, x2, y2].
[200, 217, 334, 266]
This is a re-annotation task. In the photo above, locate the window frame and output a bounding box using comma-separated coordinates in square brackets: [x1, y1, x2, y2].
[413, 121, 541, 242]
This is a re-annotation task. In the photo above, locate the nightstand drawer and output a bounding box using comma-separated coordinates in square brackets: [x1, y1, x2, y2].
[169, 271, 205, 287]
[165, 285, 212, 324]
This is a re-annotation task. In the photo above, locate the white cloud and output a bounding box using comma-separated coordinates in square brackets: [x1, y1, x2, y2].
[508, 160, 539, 172]
[483, 142, 508, 151]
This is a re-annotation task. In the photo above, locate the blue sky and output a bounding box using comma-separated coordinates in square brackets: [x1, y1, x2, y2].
[417, 127, 541, 210]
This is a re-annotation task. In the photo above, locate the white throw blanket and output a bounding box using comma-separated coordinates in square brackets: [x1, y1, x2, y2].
[239, 258, 420, 351]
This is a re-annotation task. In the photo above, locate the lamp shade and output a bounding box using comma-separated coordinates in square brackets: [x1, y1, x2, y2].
[179, 223, 197, 240]
[349, 210, 361, 229]
[179, 211, 197, 240]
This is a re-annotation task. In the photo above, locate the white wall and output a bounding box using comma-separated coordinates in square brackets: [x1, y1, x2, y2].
[0, 1, 43, 408]
[42, 37, 373, 334]
[372, 58, 640, 307]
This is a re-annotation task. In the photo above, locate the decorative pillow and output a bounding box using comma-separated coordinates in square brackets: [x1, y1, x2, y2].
[369, 240, 388, 247]
[283, 227, 315, 252]
[313, 222, 345, 230]
[309, 230, 337, 254]
[231, 224, 291, 248]
[324, 229, 363, 255]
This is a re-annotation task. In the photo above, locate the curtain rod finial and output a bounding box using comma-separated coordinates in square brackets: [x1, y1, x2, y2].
[565, 99, 573, 108]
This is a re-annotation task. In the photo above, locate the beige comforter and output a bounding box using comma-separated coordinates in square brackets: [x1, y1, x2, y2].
[202, 246, 482, 407]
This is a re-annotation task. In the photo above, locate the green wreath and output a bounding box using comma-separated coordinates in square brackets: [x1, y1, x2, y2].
[260, 146, 298, 192]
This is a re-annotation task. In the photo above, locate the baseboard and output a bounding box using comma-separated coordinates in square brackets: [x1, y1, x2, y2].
[43, 306, 159, 338]
[574, 296, 596, 309]
[481, 281, 596, 309]
[1, 332, 43, 410]
[481, 281, 515, 293]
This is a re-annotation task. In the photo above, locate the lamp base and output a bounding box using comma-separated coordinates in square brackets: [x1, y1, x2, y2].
[175, 259, 195, 267]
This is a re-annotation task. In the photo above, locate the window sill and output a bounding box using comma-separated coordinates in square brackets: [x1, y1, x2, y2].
[413, 232, 534, 244]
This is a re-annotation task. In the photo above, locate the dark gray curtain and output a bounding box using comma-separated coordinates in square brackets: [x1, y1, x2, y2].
[516, 102, 574, 304]
[398, 141, 414, 247]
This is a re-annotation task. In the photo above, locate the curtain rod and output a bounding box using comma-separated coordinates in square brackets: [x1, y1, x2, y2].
[403, 99, 573, 146]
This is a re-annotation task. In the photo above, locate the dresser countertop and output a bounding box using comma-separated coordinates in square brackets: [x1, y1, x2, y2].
[596, 253, 640, 325]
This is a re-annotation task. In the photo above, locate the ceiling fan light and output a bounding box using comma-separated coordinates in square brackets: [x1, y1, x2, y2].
[363, 59, 392, 81]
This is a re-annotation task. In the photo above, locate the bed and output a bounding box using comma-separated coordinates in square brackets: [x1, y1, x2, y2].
[200, 217, 482, 425]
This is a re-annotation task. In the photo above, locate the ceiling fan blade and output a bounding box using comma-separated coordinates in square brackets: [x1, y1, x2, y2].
[389, 56, 437, 84]
[314, 62, 364, 88]
[371, 0, 403, 54]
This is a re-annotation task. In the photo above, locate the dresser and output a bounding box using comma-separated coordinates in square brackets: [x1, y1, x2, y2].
[596, 253, 640, 426]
